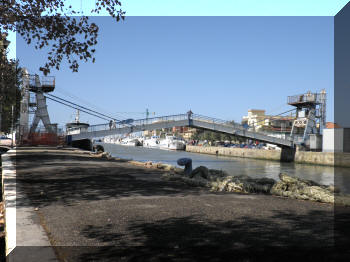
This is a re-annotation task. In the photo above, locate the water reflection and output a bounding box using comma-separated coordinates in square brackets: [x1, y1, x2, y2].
[101, 143, 350, 194]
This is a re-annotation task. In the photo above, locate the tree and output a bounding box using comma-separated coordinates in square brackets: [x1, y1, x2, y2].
[0, 0, 125, 75]
[203, 131, 212, 142]
[211, 132, 221, 142]
[0, 34, 21, 133]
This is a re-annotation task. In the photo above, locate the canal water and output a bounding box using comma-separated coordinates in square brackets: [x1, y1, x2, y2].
[101, 143, 350, 194]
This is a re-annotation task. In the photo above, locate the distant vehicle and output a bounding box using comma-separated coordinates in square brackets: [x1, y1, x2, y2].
[118, 119, 134, 125]
[0, 135, 11, 140]
[257, 144, 264, 149]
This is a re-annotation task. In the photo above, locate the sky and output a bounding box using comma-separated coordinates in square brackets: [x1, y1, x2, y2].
[16, 16, 334, 127]
[7, 0, 347, 59]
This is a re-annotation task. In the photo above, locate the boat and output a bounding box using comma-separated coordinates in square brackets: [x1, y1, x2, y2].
[143, 136, 160, 148]
[66, 110, 89, 135]
[120, 137, 141, 146]
[158, 135, 186, 150]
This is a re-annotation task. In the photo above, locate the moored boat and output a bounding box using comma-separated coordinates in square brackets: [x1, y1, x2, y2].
[143, 136, 160, 148]
[159, 135, 186, 150]
[66, 110, 89, 135]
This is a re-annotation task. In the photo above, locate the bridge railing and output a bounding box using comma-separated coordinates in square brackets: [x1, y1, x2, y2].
[191, 114, 246, 130]
[67, 114, 190, 134]
[192, 114, 294, 142]
[67, 113, 293, 145]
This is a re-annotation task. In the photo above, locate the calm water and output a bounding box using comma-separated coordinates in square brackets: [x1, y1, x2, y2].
[101, 143, 350, 194]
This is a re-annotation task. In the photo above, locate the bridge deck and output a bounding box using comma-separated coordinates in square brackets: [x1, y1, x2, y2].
[69, 114, 294, 147]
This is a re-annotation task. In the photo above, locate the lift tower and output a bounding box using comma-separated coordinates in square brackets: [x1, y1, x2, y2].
[19, 69, 56, 138]
[288, 90, 326, 147]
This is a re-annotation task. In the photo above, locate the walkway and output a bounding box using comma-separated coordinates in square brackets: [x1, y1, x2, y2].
[3, 147, 348, 261]
[70, 114, 294, 147]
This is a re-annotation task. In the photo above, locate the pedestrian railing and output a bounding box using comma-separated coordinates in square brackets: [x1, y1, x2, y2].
[67, 113, 294, 146]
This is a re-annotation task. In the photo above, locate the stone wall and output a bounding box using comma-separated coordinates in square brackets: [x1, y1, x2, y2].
[295, 151, 350, 167]
[185, 145, 350, 167]
[186, 145, 281, 161]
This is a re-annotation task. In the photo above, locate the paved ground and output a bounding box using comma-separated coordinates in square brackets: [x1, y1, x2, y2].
[8, 147, 350, 261]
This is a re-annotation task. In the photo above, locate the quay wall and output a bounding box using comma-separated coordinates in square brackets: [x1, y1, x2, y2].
[185, 145, 281, 161]
[185, 145, 350, 167]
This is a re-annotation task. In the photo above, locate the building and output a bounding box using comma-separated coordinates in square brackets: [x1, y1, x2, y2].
[242, 109, 294, 133]
[171, 126, 197, 139]
[242, 109, 266, 129]
[325, 122, 341, 129]
[323, 123, 350, 152]
[181, 127, 197, 140]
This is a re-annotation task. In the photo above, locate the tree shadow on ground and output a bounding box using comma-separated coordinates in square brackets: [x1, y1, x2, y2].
[10, 150, 350, 261]
[14, 153, 205, 208]
[50, 208, 349, 262]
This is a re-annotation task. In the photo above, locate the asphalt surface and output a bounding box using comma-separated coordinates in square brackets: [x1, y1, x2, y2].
[12, 147, 350, 261]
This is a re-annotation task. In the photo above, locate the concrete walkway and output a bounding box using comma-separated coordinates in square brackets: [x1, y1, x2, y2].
[2, 147, 350, 261]
[2, 149, 58, 261]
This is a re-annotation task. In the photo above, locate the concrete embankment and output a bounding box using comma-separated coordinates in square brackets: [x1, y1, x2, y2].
[185, 145, 350, 167]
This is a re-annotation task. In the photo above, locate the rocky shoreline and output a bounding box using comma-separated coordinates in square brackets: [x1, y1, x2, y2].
[93, 151, 350, 206]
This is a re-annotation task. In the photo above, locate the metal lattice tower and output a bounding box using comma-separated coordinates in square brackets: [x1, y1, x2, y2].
[18, 69, 30, 136]
[19, 68, 56, 137]
[288, 90, 327, 145]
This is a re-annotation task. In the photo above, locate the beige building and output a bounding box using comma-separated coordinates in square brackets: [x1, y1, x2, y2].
[181, 127, 197, 140]
[242, 109, 267, 130]
[170, 126, 197, 139]
[242, 109, 294, 132]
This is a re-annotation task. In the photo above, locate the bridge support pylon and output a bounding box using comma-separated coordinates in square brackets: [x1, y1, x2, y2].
[280, 146, 296, 162]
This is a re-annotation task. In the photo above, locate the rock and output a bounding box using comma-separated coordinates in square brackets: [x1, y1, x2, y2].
[164, 164, 175, 171]
[279, 173, 319, 186]
[335, 195, 350, 206]
[154, 163, 174, 170]
[145, 161, 153, 166]
[190, 166, 209, 179]
[209, 175, 275, 194]
[157, 164, 176, 171]
[327, 185, 340, 194]
[156, 163, 164, 169]
[161, 167, 350, 206]
[270, 173, 337, 204]
[128, 160, 144, 166]
[210, 177, 245, 193]
[174, 167, 185, 174]
[208, 169, 228, 179]
[100, 152, 112, 159]
[183, 176, 209, 187]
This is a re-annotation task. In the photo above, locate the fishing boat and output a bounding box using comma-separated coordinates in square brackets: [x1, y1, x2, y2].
[159, 135, 186, 150]
[66, 110, 89, 135]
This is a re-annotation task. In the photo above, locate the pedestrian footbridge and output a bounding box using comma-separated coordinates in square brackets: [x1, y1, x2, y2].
[68, 114, 294, 148]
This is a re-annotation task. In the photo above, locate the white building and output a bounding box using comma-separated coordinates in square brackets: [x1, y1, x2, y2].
[323, 127, 350, 152]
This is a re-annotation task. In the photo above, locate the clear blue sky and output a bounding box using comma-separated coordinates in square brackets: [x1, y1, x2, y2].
[8, 0, 346, 58]
[16, 16, 334, 126]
